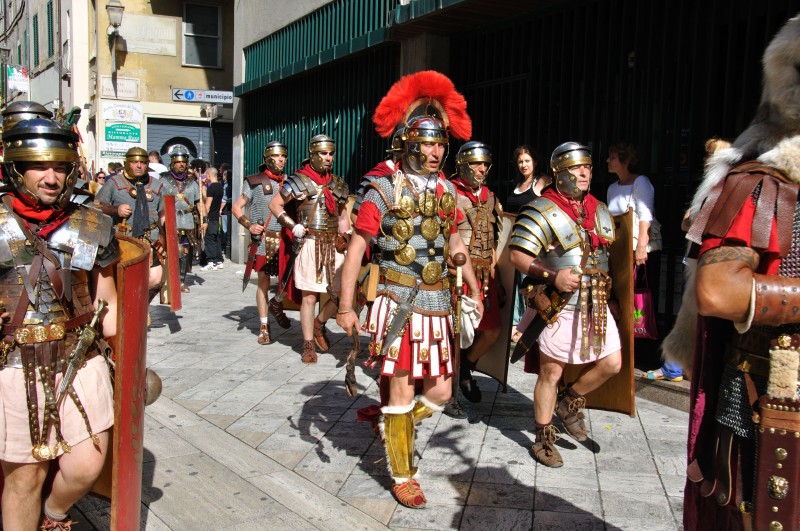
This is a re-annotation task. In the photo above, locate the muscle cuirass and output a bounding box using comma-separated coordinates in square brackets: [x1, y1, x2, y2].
[367, 173, 457, 314]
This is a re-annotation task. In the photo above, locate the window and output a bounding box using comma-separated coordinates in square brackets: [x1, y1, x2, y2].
[32, 14, 38, 67]
[46, 0, 54, 57]
[183, 3, 221, 68]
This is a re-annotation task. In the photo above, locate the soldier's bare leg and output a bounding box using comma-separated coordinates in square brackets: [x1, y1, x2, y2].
[45, 430, 110, 516]
[388, 370, 415, 406]
[534, 355, 565, 425]
[317, 298, 337, 323]
[569, 350, 623, 396]
[465, 327, 501, 366]
[422, 372, 452, 405]
[256, 270, 270, 318]
[149, 264, 163, 291]
[1, 460, 48, 529]
[300, 291, 318, 341]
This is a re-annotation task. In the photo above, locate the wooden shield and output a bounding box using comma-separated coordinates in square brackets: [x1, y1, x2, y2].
[563, 208, 636, 416]
[473, 212, 516, 391]
[161, 194, 182, 312]
[91, 235, 151, 530]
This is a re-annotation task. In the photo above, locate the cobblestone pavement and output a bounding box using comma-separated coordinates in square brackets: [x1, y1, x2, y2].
[72, 260, 688, 530]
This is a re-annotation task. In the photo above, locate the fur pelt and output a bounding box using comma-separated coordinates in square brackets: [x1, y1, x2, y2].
[659, 256, 697, 372]
[663, 13, 800, 372]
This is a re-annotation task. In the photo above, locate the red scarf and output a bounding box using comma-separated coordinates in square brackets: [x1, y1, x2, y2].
[542, 188, 608, 249]
[264, 168, 284, 185]
[452, 178, 489, 204]
[11, 197, 76, 238]
[296, 164, 336, 214]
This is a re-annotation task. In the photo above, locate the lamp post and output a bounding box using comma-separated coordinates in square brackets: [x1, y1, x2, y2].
[106, 0, 125, 72]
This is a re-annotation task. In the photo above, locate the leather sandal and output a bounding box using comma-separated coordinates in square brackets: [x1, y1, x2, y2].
[257, 323, 271, 345]
[313, 317, 330, 352]
[531, 424, 563, 468]
[301, 340, 317, 364]
[268, 298, 291, 329]
[392, 479, 426, 509]
[555, 390, 588, 442]
[442, 397, 466, 419]
[180, 283, 190, 293]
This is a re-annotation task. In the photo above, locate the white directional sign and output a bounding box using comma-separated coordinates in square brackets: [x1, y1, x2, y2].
[172, 88, 233, 104]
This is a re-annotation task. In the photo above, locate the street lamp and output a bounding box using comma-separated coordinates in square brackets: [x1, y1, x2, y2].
[106, 0, 125, 35]
[106, 0, 125, 72]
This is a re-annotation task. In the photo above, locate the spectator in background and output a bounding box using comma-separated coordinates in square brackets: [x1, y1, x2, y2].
[200, 167, 224, 271]
[148, 150, 169, 175]
[219, 163, 232, 257]
[94, 170, 107, 186]
[507, 146, 552, 342]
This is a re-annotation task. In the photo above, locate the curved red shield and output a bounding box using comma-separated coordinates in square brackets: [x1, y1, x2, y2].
[91, 235, 151, 529]
[161, 194, 182, 311]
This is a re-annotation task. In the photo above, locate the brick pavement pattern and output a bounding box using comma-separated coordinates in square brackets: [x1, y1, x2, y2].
[69, 261, 687, 530]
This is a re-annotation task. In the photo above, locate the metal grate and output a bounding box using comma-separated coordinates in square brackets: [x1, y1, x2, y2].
[238, 0, 398, 95]
[450, 0, 797, 320]
[241, 45, 399, 189]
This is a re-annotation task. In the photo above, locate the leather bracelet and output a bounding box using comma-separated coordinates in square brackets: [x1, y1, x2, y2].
[337, 308, 354, 315]
[277, 211, 296, 230]
[237, 215, 252, 229]
[527, 259, 558, 284]
[752, 273, 800, 327]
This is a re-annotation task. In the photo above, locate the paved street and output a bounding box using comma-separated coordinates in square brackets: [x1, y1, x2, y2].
[74, 260, 689, 530]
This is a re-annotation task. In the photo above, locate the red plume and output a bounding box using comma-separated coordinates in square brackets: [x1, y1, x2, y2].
[373, 70, 472, 141]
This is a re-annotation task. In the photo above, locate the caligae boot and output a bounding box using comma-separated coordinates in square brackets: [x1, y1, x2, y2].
[555, 386, 588, 442]
[301, 340, 317, 364]
[531, 423, 563, 468]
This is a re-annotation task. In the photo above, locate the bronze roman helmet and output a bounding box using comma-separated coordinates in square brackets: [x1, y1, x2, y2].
[2, 118, 80, 209]
[455, 141, 492, 189]
[124, 146, 150, 182]
[2, 101, 53, 131]
[262, 141, 288, 174]
[550, 141, 592, 199]
[308, 134, 335, 174]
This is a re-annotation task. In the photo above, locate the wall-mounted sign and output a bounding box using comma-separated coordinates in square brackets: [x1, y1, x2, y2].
[172, 89, 233, 104]
[100, 76, 140, 101]
[104, 141, 140, 153]
[117, 14, 177, 56]
[100, 150, 127, 158]
[6, 65, 29, 94]
[105, 123, 141, 143]
[103, 102, 142, 123]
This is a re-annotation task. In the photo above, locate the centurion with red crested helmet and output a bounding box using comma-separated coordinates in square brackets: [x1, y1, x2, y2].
[335, 71, 484, 510]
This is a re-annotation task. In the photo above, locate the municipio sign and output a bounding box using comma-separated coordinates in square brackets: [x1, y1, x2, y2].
[172, 88, 233, 104]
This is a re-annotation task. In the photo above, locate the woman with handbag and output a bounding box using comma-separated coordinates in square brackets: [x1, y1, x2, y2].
[606, 142, 679, 381]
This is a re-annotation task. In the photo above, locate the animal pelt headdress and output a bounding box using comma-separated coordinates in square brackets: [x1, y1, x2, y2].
[373, 70, 472, 141]
[662, 13, 800, 371]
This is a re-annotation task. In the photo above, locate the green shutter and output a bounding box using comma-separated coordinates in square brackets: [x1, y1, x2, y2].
[46, 1, 54, 58]
[32, 14, 39, 67]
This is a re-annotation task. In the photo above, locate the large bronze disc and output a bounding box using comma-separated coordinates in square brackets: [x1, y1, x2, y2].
[394, 244, 416, 265]
[419, 191, 437, 217]
[391, 218, 414, 242]
[421, 217, 441, 241]
[421, 261, 443, 285]
[439, 192, 455, 215]
[395, 196, 414, 219]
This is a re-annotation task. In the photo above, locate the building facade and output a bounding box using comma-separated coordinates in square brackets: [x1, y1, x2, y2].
[0, 0, 235, 174]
